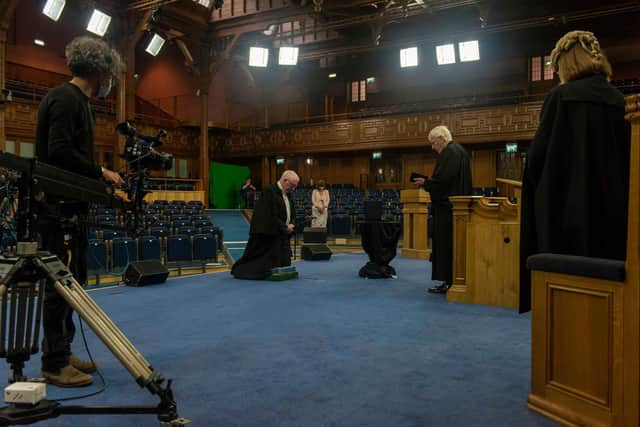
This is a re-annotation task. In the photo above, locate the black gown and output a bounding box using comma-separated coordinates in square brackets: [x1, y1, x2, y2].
[231, 183, 293, 279]
[423, 142, 472, 284]
[519, 74, 630, 313]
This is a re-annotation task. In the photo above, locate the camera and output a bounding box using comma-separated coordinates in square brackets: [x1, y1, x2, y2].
[116, 122, 173, 171]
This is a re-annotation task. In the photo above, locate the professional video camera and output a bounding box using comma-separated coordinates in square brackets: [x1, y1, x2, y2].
[116, 121, 173, 171]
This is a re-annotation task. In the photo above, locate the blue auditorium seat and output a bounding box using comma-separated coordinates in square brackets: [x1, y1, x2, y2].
[87, 239, 107, 272]
[150, 226, 169, 239]
[331, 214, 351, 236]
[186, 200, 203, 209]
[167, 234, 192, 263]
[96, 214, 116, 225]
[139, 235, 162, 261]
[111, 237, 137, 271]
[173, 220, 191, 230]
[178, 226, 197, 236]
[193, 219, 212, 229]
[152, 220, 169, 229]
[193, 234, 217, 262]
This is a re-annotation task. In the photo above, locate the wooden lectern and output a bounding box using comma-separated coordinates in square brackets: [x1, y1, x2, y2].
[526, 95, 640, 426]
[400, 189, 430, 260]
[447, 196, 520, 308]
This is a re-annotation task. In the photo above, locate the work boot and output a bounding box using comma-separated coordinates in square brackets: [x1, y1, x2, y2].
[42, 365, 93, 388]
[69, 354, 97, 374]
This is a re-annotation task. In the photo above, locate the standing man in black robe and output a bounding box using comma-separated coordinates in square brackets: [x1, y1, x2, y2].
[232, 170, 300, 279]
[36, 36, 125, 387]
[413, 125, 472, 294]
[519, 31, 629, 313]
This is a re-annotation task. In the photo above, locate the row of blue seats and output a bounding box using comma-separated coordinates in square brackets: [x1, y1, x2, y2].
[87, 234, 218, 273]
[90, 224, 221, 242]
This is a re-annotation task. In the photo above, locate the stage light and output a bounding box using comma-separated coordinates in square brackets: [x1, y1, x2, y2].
[145, 33, 166, 56]
[328, 73, 337, 78]
[306, 157, 313, 165]
[87, 9, 111, 37]
[400, 47, 418, 68]
[278, 47, 299, 66]
[249, 47, 269, 67]
[42, 0, 65, 22]
[34, 39, 46, 47]
[263, 24, 278, 36]
[435, 43, 456, 65]
[458, 40, 480, 62]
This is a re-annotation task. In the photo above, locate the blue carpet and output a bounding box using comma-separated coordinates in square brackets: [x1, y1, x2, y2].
[0, 253, 557, 426]
[207, 210, 249, 244]
[207, 209, 250, 263]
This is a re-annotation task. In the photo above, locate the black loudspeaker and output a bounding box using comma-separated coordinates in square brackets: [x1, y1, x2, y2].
[301, 244, 332, 261]
[364, 200, 383, 221]
[303, 227, 327, 244]
[124, 260, 169, 286]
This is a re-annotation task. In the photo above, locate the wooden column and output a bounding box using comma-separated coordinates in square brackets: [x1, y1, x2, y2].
[400, 189, 430, 259]
[199, 89, 209, 207]
[261, 156, 271, 188]
[623, 93, 640, 426]
[115, 10, 152, 170]
[0, 1, 17, 152]
[447, 197, 471, 302]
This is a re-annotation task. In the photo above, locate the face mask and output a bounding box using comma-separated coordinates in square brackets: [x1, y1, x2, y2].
[97, 77, 112, 99]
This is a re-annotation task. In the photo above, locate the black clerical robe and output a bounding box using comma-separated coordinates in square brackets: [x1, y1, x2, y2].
[231, 183, 293, 279]
[423, 142, 472, 284]
[519, 74, 629, 313]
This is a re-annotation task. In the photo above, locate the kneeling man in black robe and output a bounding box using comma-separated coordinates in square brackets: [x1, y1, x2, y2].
[231, 170, 300, 279]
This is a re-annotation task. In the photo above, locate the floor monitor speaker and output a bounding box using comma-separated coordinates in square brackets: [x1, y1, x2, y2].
[124, 260, 169, 286]
[303, 227, 328, 244]
[301, 244, 332, 261]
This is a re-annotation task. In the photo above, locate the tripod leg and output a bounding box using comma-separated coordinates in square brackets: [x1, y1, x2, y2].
[35, 256, 153, 385]
[52, 278, 152, 383]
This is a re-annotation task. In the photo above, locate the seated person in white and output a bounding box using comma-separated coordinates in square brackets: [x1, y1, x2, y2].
[311, 180, 330, 228]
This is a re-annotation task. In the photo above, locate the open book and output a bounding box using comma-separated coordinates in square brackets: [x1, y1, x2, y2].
[410, 172, 428, 182]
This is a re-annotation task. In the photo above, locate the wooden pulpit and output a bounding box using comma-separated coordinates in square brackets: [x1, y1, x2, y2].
[400, 189, 430, 260]
[447, 196, 520, 308]
[526, 95, 640, 426]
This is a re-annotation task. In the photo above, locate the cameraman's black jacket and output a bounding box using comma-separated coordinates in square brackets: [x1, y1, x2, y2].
[36, 82, 102, 180]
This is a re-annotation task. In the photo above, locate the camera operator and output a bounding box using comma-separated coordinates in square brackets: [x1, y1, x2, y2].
[35, 36, 124, 387]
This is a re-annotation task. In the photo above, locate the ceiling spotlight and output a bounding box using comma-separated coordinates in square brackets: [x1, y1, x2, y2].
[249, 47, 269, 67]
[263, 24, 278, 36]
[87, 9, 111, 37]
[458, 40, 480, 62]
[145, 33, 166, 56]
[278, 47, 299, 66]
[42, 0, 65, 22]
[435, 44, 456, 65]
[400, 47, 418, 68]
[34, 39, 46, 47]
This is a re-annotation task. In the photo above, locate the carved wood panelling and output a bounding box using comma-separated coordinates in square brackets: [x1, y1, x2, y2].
[5, 101, 200, 159]
[214, 101, 544, 158]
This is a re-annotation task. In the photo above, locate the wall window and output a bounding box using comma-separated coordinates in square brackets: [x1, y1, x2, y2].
[530, 55, 554, 82]
[349, 80, 367, 103]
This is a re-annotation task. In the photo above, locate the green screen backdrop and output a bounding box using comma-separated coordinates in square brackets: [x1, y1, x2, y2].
[209, 162, 250, 209]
